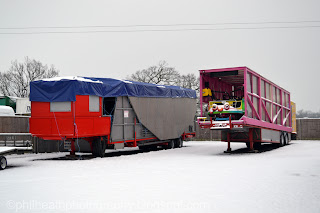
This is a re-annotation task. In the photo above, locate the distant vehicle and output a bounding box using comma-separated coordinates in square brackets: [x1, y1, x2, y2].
[198, 67, 296, 152]
[0, 106, 15, 116]
[0, 96, 17, 112]
[29, 77, 196, 157]
[0, 145, 32, 170]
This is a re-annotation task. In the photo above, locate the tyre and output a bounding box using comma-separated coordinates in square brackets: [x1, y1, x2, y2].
[284, 132, 289, 145]
[166, 140, 175, 149]
[279, 133, 285, 147]
[92, 138, 106, 157]
[179, 139, 184, 148]
[0, 156, 7, 170]
[174, 138, 183, 148]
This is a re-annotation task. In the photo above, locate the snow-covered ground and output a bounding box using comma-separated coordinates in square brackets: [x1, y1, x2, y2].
[1, 140, 319, 213]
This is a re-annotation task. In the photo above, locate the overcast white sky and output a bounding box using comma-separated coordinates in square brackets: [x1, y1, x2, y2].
[1, 0, 319, 111]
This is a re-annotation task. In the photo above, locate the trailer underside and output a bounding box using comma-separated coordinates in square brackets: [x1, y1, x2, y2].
[198, 116, 291, 152]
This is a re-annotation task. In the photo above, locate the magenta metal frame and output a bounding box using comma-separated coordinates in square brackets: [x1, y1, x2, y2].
[199, 67, 292, 133]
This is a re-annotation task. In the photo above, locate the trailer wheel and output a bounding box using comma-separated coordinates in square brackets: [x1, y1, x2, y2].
[167, 140, 175, 149]
[180, 138, 184, 148]
[0, 156, 7, 170]
[92, 138, 106, 158]
[177, 138, 183, 148]
[284, 132, 289, 145]
[174, 138, 182, 148]
[279, 133, 285, 147]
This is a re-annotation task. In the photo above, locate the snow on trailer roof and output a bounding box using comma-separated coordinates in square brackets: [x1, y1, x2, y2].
[0, 106, 15, 116]
[30, 76, 197, 102]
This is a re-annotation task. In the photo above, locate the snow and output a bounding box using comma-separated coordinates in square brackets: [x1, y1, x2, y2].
[0, 147, 32, 154]
[120, 80, 133, 84]
[1, 140, 320, 213]
[109, 78, 133, 84]
[39, 76, 103, 84]
[0, 106, 15, 116]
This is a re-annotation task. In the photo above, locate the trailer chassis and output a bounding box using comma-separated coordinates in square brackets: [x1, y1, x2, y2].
[198, 116, 290, 152]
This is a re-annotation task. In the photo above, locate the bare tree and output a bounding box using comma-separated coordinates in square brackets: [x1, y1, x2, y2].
[178, 73, 199, 91]
[128, 60, 199, 94]
[0, 57, 59, 98]
[128, 61, 180, 85]
[128, 61, 201, 115]
[296, 109, 320, 118]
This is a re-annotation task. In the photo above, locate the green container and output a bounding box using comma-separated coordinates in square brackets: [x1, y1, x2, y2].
[0, 96, 16, 112]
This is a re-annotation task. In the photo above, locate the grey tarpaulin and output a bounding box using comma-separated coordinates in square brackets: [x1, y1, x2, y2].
[129, 97, 197, 140]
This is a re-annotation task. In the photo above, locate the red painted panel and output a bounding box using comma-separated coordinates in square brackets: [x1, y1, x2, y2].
[30, 95, 110, 140]
[75, 95, 102, 117]
[75, 117, 110, 137]
[31, 102, 50, 117]
[93, 117, 111, 135]
[30, 118, 52, 135]
[75, 118, 94, 136]
[30, 117, 74, 137]
[51, 118, 74, 136]
[31, 101, 73, 117]
[75, 95, 89, 117]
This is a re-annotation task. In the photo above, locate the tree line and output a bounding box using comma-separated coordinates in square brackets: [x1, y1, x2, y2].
[296, 110, 320, 118]
[0, 58, 198, 98]
[127, 60, 199, 93]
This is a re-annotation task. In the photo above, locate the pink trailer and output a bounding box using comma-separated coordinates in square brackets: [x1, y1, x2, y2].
[198, 67, 293, 152]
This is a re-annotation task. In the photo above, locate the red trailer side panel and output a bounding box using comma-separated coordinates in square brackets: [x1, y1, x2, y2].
[30, 95, 111, 140]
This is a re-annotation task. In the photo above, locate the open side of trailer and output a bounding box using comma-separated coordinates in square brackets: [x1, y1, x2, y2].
[198, 67, 294, 152]
[29, 77, 197, 157]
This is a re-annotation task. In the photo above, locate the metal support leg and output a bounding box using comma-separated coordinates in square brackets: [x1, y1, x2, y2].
[249, 128, 254, 151]
[70, 139, 75, 156]
[133, 118, 137, 147]
[226, 132, 232, 152]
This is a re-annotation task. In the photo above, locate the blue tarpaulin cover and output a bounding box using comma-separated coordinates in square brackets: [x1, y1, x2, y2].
[30, 76, 197, 102]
